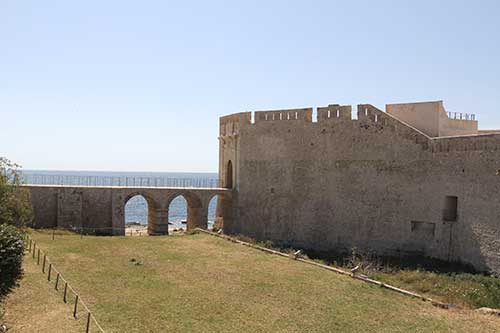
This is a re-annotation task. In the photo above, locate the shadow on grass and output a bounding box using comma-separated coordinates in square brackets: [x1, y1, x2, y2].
[233, 234, 500, 309]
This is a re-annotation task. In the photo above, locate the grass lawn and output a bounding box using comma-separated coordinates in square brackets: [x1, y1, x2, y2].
[1, 253, 85, 332]
[24, 230, 500, 332]
[373, 269, 500, 310]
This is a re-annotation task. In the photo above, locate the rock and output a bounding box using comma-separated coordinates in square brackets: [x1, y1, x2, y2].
[476, 307, 500, 316]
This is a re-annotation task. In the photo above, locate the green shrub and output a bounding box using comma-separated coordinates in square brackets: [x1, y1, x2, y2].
[0, 157, 33, 227]
[0, 224, 25, 298]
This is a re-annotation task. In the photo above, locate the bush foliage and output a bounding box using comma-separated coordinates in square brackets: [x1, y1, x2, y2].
[0, 224, 25, 298]
[0, 157, 33, 227]
[0, 157, 31, 301]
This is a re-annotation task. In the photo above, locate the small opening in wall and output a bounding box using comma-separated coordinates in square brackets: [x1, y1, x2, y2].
[251, 112, 255, 124]
[443, 196, 458, 221]
[312, 108, 318, 123]
[352, 109, 358, 120]
[225, 160, 233, 189]
[327, 110, 331, 118]
[272, 113, 275, 120]
[279, 112, 282, 120]
[265, 113, 268, 121]
[375, 114, 378, 122]
[336, 109, 340, 118]
[365, 108, 368, 116]
[287, 112, 290, 120]
[295, 111, 298, 119]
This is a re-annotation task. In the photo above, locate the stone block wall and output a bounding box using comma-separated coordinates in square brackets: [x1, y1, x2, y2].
[219, 102, 500, 275]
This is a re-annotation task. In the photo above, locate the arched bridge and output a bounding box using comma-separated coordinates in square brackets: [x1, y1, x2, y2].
[25, 185, 233, 235]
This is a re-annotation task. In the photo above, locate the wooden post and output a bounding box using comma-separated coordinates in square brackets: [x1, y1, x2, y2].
[63, 282, 68, 303]
[86, 312, 91, 332]
[29, 239, 32, 251]
[73, 295, 79, 318]
[52, 229, 55, 240]
[47, 264, 52, 281]
[37, 249, 40, 265]
[42, 254, 46, 272]
[32, 243, 36, 258]
[55, 273, 60, 290]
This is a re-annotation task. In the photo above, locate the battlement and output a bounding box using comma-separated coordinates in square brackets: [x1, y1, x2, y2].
[255, 108, 312, 123]
[219, 103, 431, 144]
[219, 102, 500, 153]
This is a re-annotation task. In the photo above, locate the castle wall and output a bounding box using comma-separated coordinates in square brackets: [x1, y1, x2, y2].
[219, 104, 500, 275]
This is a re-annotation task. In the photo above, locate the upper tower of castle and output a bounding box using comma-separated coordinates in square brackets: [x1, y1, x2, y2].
[386, 101, 478, 137]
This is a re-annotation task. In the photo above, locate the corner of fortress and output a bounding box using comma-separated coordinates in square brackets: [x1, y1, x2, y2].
[218, 100, 500, 276]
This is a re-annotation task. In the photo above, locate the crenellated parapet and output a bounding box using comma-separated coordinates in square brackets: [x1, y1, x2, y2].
[317, 104, 352, 121]
[219, 112, 251, 137]
[254, 107, 313, 123]
[219, 102, 500, 153]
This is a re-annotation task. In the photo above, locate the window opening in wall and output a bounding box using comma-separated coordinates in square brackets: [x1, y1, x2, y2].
[272, 113, 275, 120]
[365, 108, 368, 116]
[375, 114, 378, 122]
[265, 113, 268, 121]
[287, 112, 290, 120]
[327, 110, 331, 118]
[336, 109, 340, 118]
[443, 196, 458, 221]
[279, 112, 282, 120]
[225, 160, 233, 189]
[295, 111, 298, 119]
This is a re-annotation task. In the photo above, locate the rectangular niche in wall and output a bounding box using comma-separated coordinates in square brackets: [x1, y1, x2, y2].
[443, 196, 458, 221]
[411, 221, 436, 240]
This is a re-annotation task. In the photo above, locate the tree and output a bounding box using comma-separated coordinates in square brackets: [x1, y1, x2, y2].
[0, 157, 33, 227]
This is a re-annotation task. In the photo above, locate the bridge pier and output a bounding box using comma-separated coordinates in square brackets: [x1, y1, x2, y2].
[215, 194, 233, 232]
[186, 206, 207, 231]
[148, 208, 169, 235]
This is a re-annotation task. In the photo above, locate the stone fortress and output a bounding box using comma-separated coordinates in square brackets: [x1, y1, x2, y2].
[218, 101, 500, 275]
[26, 100, 500, 276]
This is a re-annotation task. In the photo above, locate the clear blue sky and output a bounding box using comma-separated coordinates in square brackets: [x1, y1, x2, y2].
[1, 1, 499, 172]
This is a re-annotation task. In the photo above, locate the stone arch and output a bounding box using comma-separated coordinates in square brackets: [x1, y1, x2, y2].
[123, 191, 166, 235]
[166, 191, 204, 231]
[225, 160, 233, 189]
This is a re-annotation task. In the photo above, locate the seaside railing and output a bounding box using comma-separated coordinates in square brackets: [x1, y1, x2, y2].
[22, 174, 219, 188]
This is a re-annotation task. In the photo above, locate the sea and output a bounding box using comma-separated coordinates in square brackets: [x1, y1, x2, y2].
[21, 170, 219, 229]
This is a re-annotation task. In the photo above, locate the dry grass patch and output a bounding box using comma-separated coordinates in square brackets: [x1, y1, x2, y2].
[26, 230, 500, 332]
[0, 254, 85, 332]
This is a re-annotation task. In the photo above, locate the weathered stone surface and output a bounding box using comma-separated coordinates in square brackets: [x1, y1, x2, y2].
[26, 185, 232, 235]
[219, 102, 500, 275]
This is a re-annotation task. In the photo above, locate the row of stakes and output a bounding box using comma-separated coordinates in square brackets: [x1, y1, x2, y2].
[26, 236, 105, 333]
